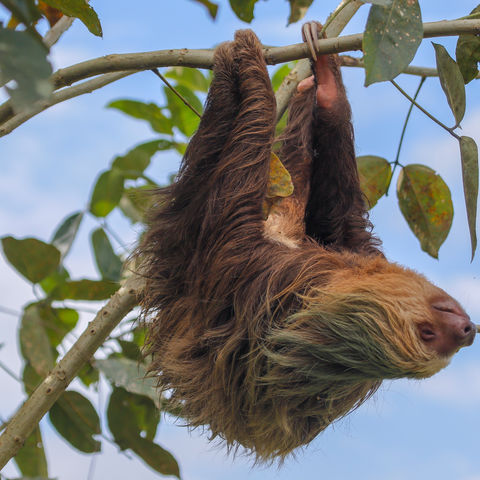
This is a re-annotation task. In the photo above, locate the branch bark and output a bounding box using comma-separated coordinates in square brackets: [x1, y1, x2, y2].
[43, 15, 75, 48]
[0, 71, 134, 137]
[0, 274, 144, 469]
[1, 18, 479, 132]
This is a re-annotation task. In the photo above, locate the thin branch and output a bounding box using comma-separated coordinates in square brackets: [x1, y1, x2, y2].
[386, 77, 427, 195]
[16, 19, 480, 96]
[43, 16, 75, 48]
[0, 360, 21, 383]
[0, 71, 134, 137]
[0, 305, 20, 317]
[151, 68, 202, 118]
[340, 55, 480, 79]
[0, 274, 143, 468]
[2, 18, 480, 131]
[390, 79, 460, 140]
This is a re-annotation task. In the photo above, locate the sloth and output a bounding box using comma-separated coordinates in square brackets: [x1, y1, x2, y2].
[138, 23, 475, 461]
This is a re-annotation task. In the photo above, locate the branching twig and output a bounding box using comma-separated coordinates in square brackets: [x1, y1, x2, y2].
[0, 274, 143, 468]
[340, 55, 480, 79]
[151, 68, 202, 118]
[390, 79, 460, 140]
[386, 77, 427, 195]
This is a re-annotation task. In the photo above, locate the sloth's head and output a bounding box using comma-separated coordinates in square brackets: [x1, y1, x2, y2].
[249, 259, 475, 459]
[266, 259, 474, 383]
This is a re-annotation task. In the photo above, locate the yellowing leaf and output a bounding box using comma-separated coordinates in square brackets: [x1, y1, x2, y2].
[267, 152, 294, 198]
[397, 164, 453, 258]
[357, 155, 392, 208]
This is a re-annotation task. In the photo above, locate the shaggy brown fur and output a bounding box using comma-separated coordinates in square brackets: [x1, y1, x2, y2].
[138, 29, 471, 461]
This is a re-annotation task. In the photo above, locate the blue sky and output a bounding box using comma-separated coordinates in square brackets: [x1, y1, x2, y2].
[1, 1, 480, 479]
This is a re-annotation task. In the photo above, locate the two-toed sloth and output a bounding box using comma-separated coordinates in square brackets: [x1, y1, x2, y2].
[137, 24, 475, 461]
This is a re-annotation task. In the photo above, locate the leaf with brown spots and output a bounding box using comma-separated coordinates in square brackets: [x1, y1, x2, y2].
[433, 43, 466, 128]
[363, 0, 423, 85]
[397, 164, 453, 258]
[459, 136, 478, 260]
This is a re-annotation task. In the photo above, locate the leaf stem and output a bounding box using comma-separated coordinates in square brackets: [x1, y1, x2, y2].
[386, 77, 426, 195]
[390, 79, 461, 140]
[151, 68, 202, 118]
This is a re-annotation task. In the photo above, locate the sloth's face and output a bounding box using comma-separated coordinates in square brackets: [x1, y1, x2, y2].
[419, 293, 475, 357]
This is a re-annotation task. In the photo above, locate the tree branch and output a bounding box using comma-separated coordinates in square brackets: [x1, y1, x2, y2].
[0, 274, 144, 469]
[0, 71, 134, 137]
[44, 19, 480, 87]
[1, 18, 479, 131]
[340, 54, 480, 78]
[43, 15, 75, 48]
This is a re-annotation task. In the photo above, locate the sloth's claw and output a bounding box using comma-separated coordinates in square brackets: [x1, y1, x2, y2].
[302, 22, 317, 61]
[302, 21, 325, 62]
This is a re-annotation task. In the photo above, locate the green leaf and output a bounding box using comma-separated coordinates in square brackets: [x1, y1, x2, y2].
[0, 26, 52, 110]
[49, 390, 101, 453]
[459, 136, 479, 260]
[456, 5, 480, 84]
[397, 164, 453, 258]
[112, 140, 172, 179]
[107, 99, 173, 134]
[2, 236, 60, 283]
[271, 63, 293, 91]
[165, 66, 210, 92]
[119, 186, 156, 224]
[357, 155, 392, 208]
[118, 340, 143, 362]
[20, 304, 55, 377]
[190, 0, 218, 19]
[287, 0, 314, 25]
[456, 33, 480, 84]
[38, 305, 79, 348]
[363, 0, 423, 86]
[78, 361, 100, 387]
[164, 85, 202, 137]
[23, 362, 43, 395]
[40, 266, 70, 295]
[13, 427, 48, 478]
[1, 0, 40, 25]
[51, 211, 84, 259]
[107, 387, 159, 444]
[433, 43, 466, 128]
[131, 437, 180, 478]
[50, 279, 119, 301]
[89, 169, 125, 217]
[96, 358, 158, 407]
[229, 0, 258, 22]
[174, 142, 187, 155]
[91, 228, 123, 282]
[41, 0, 102, 36]
[107, 388, 177, 477]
